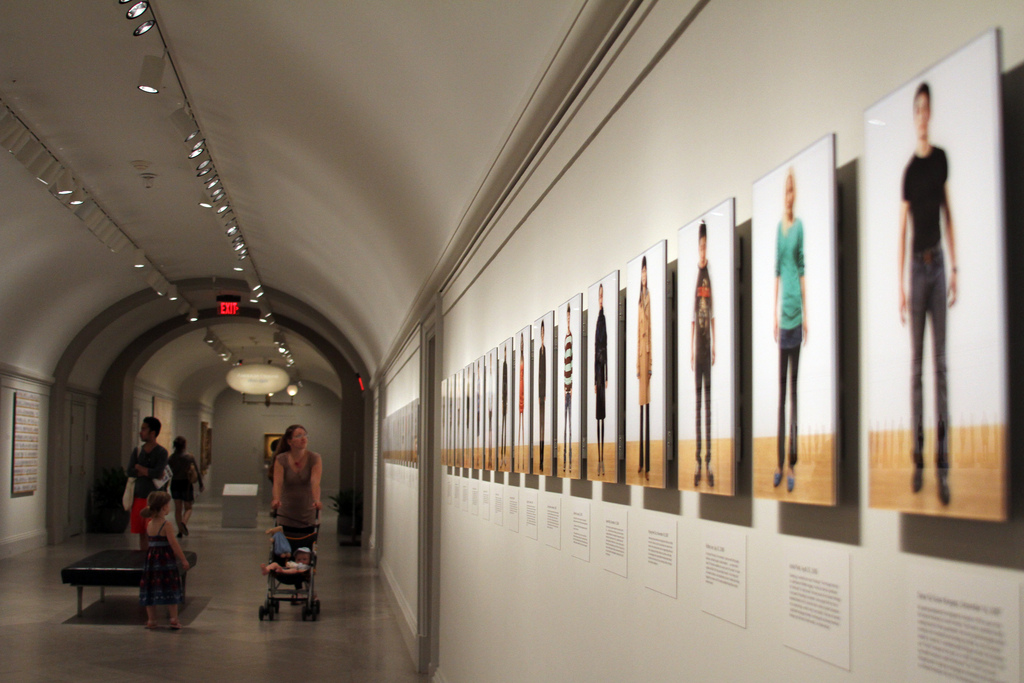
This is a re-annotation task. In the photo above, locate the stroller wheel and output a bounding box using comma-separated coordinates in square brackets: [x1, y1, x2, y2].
[267, 605, 275, 621]
[314, 599, 321, 615]
[301, 606, 310, 621]
[272, 600, 280, 613]
[258, 605, 266, 621]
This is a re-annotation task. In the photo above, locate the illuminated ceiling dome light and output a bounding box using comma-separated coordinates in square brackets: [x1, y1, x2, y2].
[286, 384, 299, 397]
[126, 1, 149, 19]
[133, 19, 155, 36]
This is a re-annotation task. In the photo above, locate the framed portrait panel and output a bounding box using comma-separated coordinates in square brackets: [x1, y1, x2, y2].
[587, 271, 620, 483]
[864, 30, 1006, 520]
[752, 134, 837, 505]
[464, 363, 474, 469]
[678, 199, 737, 495]
[532, 310, 555, 475]
[626, 241, 668, 488]
[495, 337, 513, 473]
[484, 348, 498, 470]
[513, 325, 532, 474]
[556, 294, 583, 480]
[475, 355, 486, 470]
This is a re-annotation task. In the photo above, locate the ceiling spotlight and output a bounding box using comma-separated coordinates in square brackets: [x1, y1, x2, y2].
[193, 151, 211, 170]
[169, 108, 200, 143]
[167, 285, 179, 301]
[188, 307, 199, 322]
[204, 329, 215, 344]
[205, 177, 220, 190]
[216, 203, 230, 215]
[187, 144, 204, 159]
[286, 384, 298, 397]
[137, 54, 164, 93]
[68, 187, 85, 205]
[210, 188, 225, 200]
[196, 165, 213, 177]
[55, 168, 75, 195]
[199, 192, 213, 209]
[225, 225, 238, 236]
[13, 137, 43, 166]
[133, 248, 146, 268]
[233, 266, 244, 272]
[256, 289, 264, 298]
[233, 242, 245, 252]
[238, 252, 247, 260]
[126, 2, 149, 20]
[133, 19, 155, 36]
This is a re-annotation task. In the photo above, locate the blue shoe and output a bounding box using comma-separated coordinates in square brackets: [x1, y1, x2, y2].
[773, 471, 782, 488]
[787, 474, 795, 493]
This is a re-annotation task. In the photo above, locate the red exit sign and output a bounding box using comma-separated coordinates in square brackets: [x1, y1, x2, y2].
[219, 301, 239, 315]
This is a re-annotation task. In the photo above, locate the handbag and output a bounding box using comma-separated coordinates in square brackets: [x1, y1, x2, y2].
[122, 477, 137, 511]
[152, 466, 172, 491]
[187, 462, 198, 484]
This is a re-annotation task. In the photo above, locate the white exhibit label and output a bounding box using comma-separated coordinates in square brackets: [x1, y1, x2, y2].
[600, 506, 628, 578]
[481, 482, 491, 521]
[445, 475, 452, 505]
[492, 484, 504, 527]
[570, 499, 591, 562]
[522, 488, 537, 539]
[470, 481, 480, 516]
[643, 513, 677, 598]
[507, 487, 521, 533]
[784, 542, 850, 670]
[541, 493, 561, 549]
[908, 564, 1020, 683]
[461, 478, 469, 512]
[700, 524, 747, 627]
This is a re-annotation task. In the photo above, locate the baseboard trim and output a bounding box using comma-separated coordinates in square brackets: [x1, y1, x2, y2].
[0, 529, 47, 560]
[380, 557, 418, 667]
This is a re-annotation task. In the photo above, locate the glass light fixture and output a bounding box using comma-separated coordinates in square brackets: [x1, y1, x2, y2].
[286, 384, 299, 397]
[187, 145, 204, 159]
[234, 266, 244, 272]
[126, 2, 149, 20]
[133, 19, 155, 36]
[188, 307, 199, 322]
[169, 108, 200, 143]
[133, 248, 146, 268]
[167, 285, 179, 301]
[226, 225, 239, 236]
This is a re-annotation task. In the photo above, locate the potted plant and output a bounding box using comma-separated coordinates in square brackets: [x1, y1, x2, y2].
[328, 489, 363, 546]
[89, 466, 131, 533]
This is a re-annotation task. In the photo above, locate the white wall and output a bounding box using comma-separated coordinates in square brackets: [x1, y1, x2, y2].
[435, 2, 1024, 682]
[0, 375, 49, 559]
[210, 382, 341, 504]
[380, 341, 422, 651]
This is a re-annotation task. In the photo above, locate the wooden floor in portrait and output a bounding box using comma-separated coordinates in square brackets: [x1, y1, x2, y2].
[587, 441, 618, 483]
[556, 443, 582, 479]
[678, 438, 734, 495]
[869, 425, 1006, 521]
[753, 434, 835, 505]
[625, 441, 666, 488]
[512, 445, 530, 474]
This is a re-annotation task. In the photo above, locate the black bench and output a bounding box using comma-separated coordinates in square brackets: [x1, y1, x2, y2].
[61, 549, 198, 616]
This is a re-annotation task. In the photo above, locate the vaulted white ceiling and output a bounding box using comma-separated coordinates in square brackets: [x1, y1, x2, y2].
[0, 1, 609, 395]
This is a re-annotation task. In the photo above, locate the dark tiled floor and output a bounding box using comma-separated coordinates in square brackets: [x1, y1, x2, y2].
[1, 503, 427, 683]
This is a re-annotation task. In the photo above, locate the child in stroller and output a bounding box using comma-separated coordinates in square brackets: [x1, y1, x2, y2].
[258, 523, 320, 621]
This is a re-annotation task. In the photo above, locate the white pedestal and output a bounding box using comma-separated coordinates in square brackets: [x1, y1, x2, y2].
[222, 483, 259, 528]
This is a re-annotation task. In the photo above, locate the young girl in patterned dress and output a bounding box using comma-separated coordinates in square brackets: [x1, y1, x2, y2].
[139, 490, 190, 629]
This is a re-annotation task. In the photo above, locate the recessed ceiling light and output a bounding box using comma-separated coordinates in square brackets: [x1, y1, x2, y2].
[187, 146, 204, 159]
[233, 266, 244, 272]
[196, 166, 212, 177]
[133, 19, 155, 36]
[205, 177, 220, 189]
[226, 225, 239, 236]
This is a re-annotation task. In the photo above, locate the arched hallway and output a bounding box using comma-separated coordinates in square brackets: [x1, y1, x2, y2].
[1, 502, 427, 683]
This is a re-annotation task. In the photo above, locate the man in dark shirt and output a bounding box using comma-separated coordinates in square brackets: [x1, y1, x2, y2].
[127, 416, 169, 552]
[538, 320, 547, 473]
[898, 82, 958, 505]
[691, 222, 716, 487]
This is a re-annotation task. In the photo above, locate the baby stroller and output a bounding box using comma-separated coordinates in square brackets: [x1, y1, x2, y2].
[258, 513, 321, 621]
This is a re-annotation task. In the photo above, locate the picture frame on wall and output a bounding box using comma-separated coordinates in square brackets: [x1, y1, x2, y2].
[532, 310, 555, 475]
[475, 355, 485, 470]
[513, 325, 532, 474]
[464, 363, 474, 469]
[864, 30, 1006, 521]
[752, 133, 838, 506]
[678, 199, 737, 495]
[626, 241, 668, 488]
[587, 271, 620, 483]
[497, 337, 514, 473]
[556, 293, 583, 480]
[486, 347, 498, 471]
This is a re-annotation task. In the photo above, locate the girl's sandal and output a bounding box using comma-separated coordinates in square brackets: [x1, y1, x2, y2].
[169, 619, 182, 630]
[145, 621, 158, 630]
